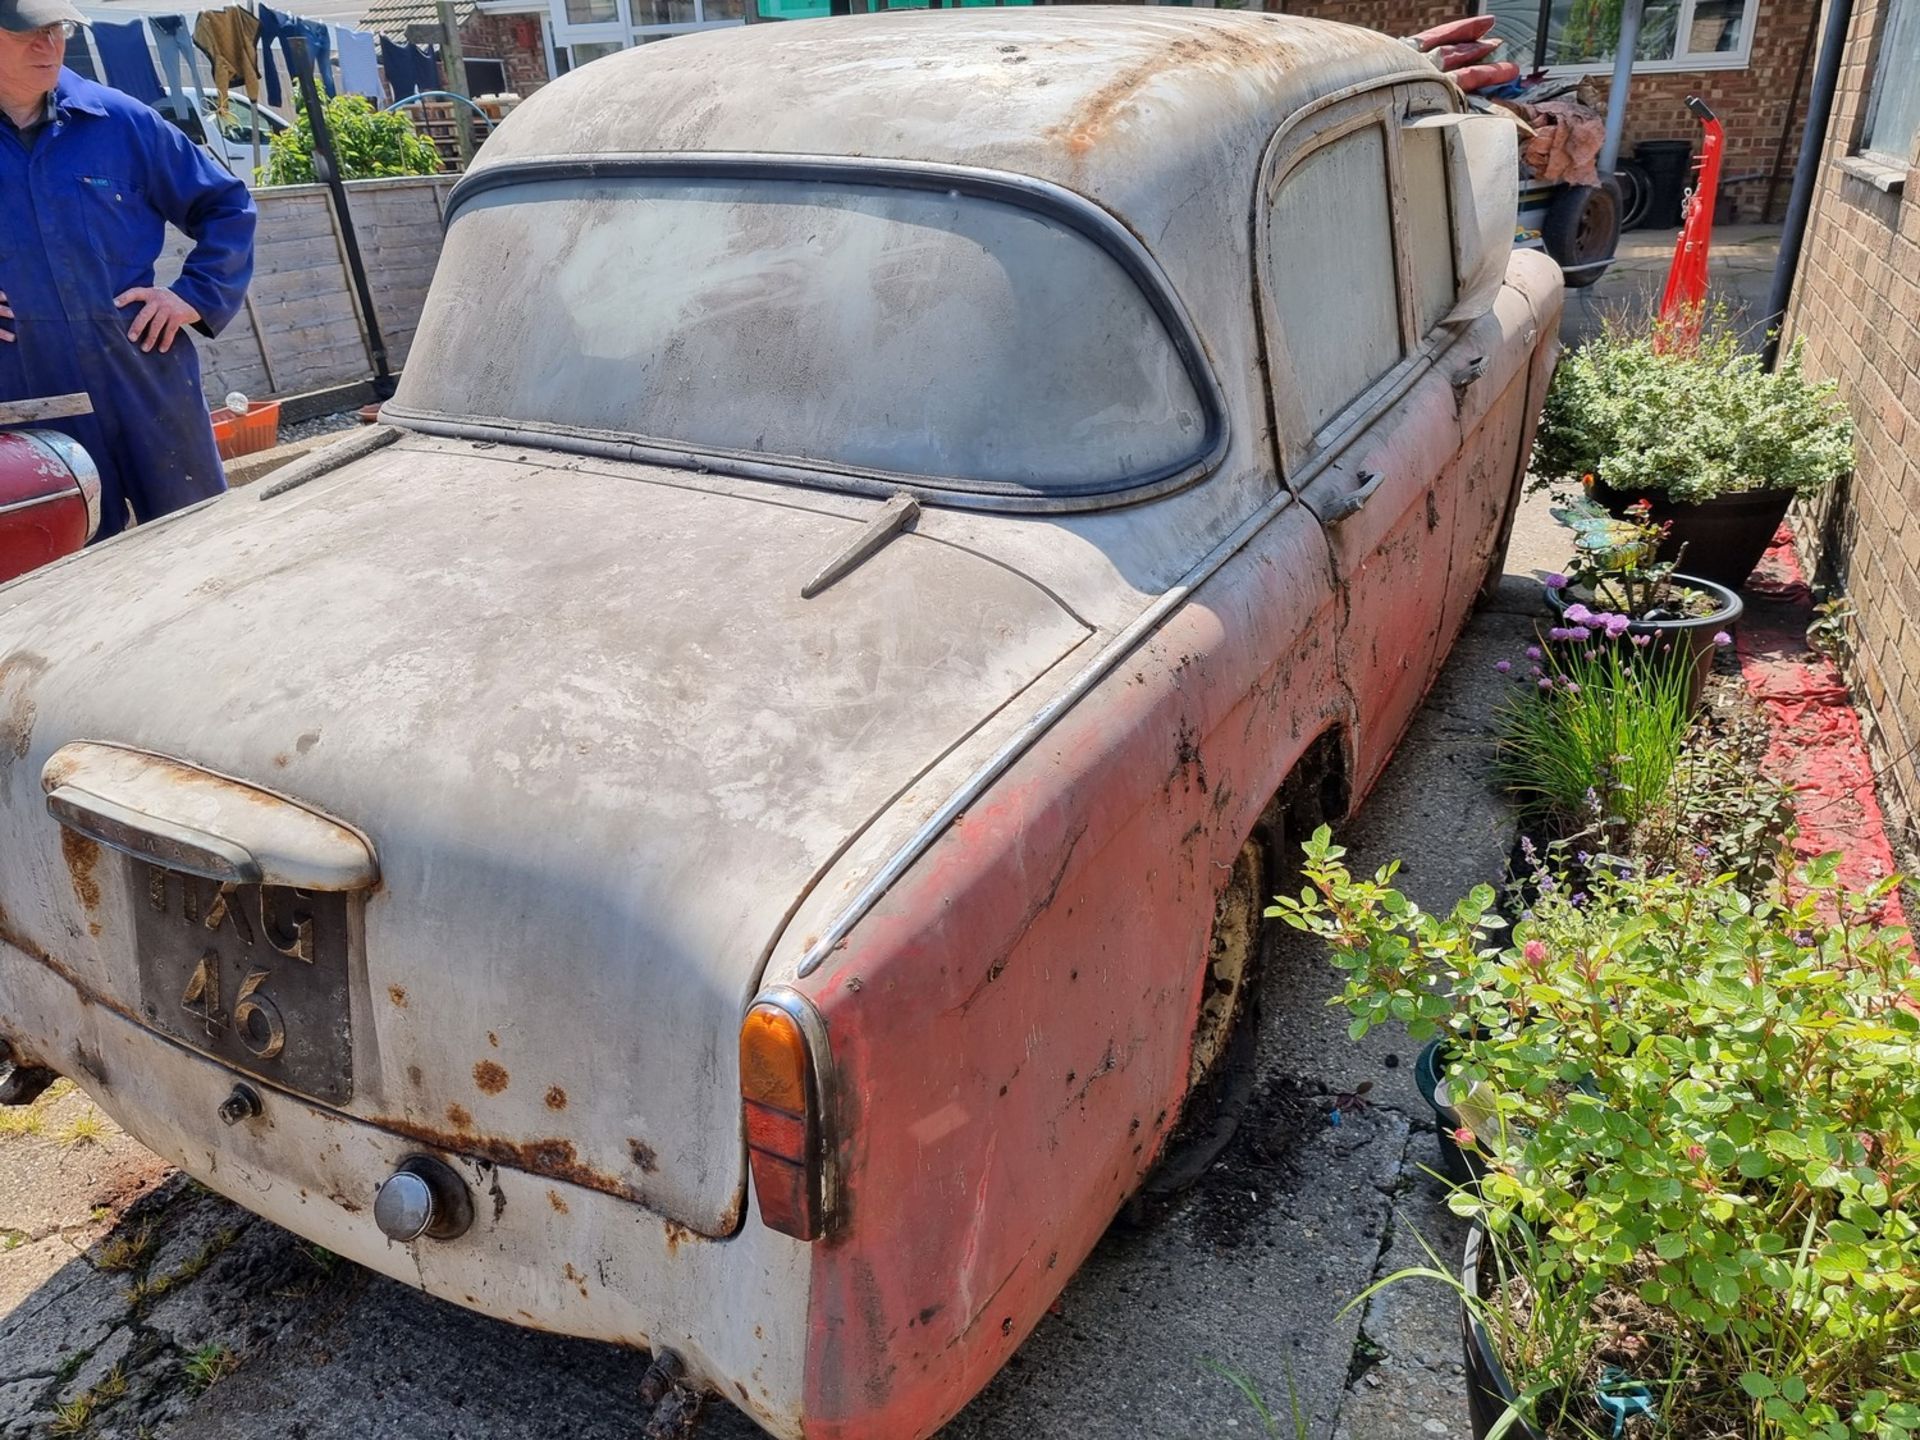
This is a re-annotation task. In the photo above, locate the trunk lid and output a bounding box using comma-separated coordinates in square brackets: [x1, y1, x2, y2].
[0, 437, 1091, 1233]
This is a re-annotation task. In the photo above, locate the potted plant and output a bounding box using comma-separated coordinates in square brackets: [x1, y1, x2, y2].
[1277, 831, 1920, 1440]
[1532, 318, 1855, 590]
[1540, 494, 1741, 713]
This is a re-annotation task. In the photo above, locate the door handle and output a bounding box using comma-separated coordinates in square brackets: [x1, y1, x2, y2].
[1452, 356, 1488, 393]
[1316, 469, 1386, 524]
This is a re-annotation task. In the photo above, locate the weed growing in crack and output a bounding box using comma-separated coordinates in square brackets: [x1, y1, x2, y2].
[93, 1223, 155, 1273]
[1201, 1358, 1309, 1439]
[182, 1343, 238, 1395]
[47, 1393, 96, 1437]
[0, 1107, 45, 1138]
[55, 1110, 112, 1148]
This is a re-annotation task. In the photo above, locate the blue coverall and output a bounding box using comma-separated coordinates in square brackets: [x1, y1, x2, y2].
[0, 68, 256, 542]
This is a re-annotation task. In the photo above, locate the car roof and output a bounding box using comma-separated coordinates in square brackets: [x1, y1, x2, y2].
[470, 9, 1443, 228]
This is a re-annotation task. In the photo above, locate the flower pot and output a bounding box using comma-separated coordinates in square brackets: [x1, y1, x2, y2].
[1415, 1039, 1484, 1191]
[1462, 1227, 1550, 1440]
[1546, 572, 1742, 714]
[1591, 479, 1793, 592]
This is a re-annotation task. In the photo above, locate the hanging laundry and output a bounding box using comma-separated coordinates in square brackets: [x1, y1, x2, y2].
[194, 7, 264, 109]
[255, 3, 293, 105]
[61, 27, 98, 82]
[416, 43, 442, 91]
[91, 19, 166, 105]
[379, 34, 421, 99]
[335, 26, 381, 100]
[149, 16, 209, 125]
[300, 19, 337, 97]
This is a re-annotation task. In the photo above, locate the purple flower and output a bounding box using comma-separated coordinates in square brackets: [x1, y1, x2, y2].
[1538, 678, 1553, 691]
[1564, 603, 1594, 624]
[1564, 681, 1581, 695]
[1604, 614, 1632, 638]
[1632, 634, 1653, 648]
[1570, 626, 1591, 642]
[1545, 573, 1569, 590]
[1495, 660, 1512, 674]
[1530, 664, 1543, 677]
[1693, 844, 1712, 860]
[1526, 646, 1542, 661]
[1713, 630, 1733, 647]
[1546, 627, 1569, 642]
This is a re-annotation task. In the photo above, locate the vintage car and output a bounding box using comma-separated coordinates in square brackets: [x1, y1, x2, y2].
[0, 415, 100, 586]
[0, 11, 1561, 1438]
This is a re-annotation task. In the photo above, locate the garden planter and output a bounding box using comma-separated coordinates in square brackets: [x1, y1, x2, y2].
[1591, 479, 1792, 592]
[1415, 1039, 1485, 1191]
[1546, 572, 1742, 714]
[1462, 1227, 1549, 1440]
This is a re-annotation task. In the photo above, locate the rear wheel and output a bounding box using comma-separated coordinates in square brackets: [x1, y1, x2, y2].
[1543, 181, 1621, 289]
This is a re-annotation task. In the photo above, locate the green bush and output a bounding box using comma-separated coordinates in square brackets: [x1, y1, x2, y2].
[261, 94, 441, 186]
[1533, 322, 1855, 503]
[1275, 830, 1920, 1440]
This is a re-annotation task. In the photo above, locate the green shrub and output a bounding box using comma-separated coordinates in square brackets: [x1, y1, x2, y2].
[261, 94, 441, 186]
[1533, 322, 1855, 503]
[1275, 830, 1920, 1440]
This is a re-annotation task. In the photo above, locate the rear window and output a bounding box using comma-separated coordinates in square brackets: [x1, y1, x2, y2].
[391, 172, 1216, 499]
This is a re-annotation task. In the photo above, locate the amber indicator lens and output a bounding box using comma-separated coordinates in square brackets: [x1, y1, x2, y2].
[739, 1002, 822, 1240]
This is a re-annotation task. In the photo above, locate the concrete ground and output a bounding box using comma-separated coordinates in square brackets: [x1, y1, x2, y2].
[2, 233, 1779, 1440]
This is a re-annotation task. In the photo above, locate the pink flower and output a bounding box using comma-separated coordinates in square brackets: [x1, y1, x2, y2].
[1538, 678, 1553, 691]
[1687, 1144, 1707, 1163]
[1526, 646, 1542, 661]
[1713, 631, 1733, 647]
[1569, 627, 1591, 641]
[1631, 633, 1653, 647]
[1545, 573, 1569, 590]
[1454, 1126, 1478, 1151]
[1604, 614, 1632, 638]
[1564, 603, 1594, 624]
[1495, 660, 1512, 674]
[1548, 627, 1572, 642]
[1523, 939, 1548, 968]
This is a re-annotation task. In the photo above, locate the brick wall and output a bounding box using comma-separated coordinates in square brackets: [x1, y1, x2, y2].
[459, 11, 551, 96]
[1266, 0, 1819, 220]
[1782, 0, 1920, 849]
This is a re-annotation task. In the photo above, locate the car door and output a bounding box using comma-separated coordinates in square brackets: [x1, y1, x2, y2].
[1254, 80, 1508, 794]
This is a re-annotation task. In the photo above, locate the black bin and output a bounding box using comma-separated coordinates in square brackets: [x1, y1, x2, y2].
[1635, 138, 1694, 229]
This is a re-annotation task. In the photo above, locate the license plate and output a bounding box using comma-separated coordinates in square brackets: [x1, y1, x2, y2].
[133, 862, 353, 1103]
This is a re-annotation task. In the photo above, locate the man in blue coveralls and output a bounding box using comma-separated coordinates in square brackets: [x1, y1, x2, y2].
[0, 0, 256, 542]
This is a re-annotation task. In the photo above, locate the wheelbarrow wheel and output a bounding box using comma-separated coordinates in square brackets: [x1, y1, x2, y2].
[1543, 180, 1621, 289]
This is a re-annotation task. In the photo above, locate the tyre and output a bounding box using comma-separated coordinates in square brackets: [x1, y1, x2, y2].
[1542, 180, 1621, 289]
[1614, 159, 1653, 231]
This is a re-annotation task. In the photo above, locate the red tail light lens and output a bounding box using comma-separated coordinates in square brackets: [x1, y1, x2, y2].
[740, 997, 826, 1240]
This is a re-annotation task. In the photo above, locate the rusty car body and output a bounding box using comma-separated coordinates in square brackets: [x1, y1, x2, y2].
[0, 11, 1562, 1437]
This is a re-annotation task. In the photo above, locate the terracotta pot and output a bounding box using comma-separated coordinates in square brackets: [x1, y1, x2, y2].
[1590, 479, 1793, 592]
[1545, 572, 1743, 714]
[1462, 1227, 1550, 1440]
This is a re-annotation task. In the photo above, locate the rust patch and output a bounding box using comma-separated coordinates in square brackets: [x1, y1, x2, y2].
[365, 1117, 638, 1203]
[0, 651, 47, 762]
[562, 1261, 589, 1298]
[1052, 30, 1273, 158]
[663, 1221, 693, 1256]
[628, 1138, 658, 1173]
[486, 1031, 499, 1048]
[547, 1189, 569, 1214]
[446, 1103, 474, 1130]
[272, 753, 289, 768]
[544, 1085, 567, 1111]
[473, 1060, 509, 1094]
[387, 985, 408, 1008]
[60, 829, 102, 915]
[406, 1064, 423, 1087]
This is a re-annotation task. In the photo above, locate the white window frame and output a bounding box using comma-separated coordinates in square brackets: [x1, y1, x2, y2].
[1474, 0, 1759, 77]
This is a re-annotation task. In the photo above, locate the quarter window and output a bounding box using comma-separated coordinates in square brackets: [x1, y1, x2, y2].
[1478, 0, 1759, 72]
[1861, 0, 1920, 168]
[1402, 127, 1458, 337]
[1267, 125, 1403, 435]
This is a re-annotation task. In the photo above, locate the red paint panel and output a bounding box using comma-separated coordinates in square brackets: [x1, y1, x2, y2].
[791, 498, 1347, 1438]
[0, 433, 88, 585]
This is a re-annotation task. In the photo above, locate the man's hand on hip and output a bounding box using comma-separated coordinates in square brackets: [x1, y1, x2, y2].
[114, 287, 202, 355]
[0, 292, 14, 343]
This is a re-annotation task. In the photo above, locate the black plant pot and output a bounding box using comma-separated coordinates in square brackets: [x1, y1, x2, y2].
[1546, 572, 1743, 715]
[1415, 1039, 1486, 1192]
[1591, 479, 1793, 592]
[1462, 1227, 1550, 1440]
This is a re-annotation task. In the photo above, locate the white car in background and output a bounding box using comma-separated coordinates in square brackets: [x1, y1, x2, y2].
[155, 87, 290, 181]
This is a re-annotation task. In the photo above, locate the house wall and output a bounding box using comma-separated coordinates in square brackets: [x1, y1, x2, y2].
[156, 176, 458, 407]
[1267, 0, 1820, 220]
[1782, 0, 1920, 847]
[460, 11, 552, 95]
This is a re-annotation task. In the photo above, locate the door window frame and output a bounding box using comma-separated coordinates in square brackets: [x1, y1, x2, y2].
[1254, 75, 1470, 486]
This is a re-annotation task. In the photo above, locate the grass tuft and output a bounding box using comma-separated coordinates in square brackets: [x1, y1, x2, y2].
[182, 1343, 238, 1394]
[93, 1223, 154, 1273]
[55, 1110, 113, 1148]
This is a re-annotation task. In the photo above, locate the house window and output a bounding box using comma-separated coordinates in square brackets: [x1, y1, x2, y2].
[1267, 124, 1404, 435]
[1861, 0, 1920, 167]
[1477, 0, 1758, 73]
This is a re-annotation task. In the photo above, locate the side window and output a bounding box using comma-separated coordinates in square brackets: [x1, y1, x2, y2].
[1267, 124, 1402, 436]
[1402, 127, 1458, 337]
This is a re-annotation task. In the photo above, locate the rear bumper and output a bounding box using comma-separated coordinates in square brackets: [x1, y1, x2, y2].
[0, 939, 811, 1439]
